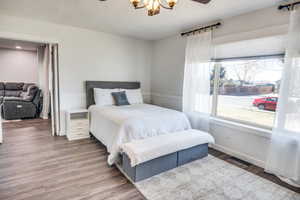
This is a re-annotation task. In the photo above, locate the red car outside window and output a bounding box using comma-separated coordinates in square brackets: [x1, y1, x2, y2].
[253, 97, 278, 111]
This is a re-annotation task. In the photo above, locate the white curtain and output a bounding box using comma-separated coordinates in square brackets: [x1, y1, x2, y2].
[183, 31, 214, 132]
[38, 44, 51, 120]
[49, 44, 60, 136]
[38, 44, 60, 136]
[265, 9, 300, 187]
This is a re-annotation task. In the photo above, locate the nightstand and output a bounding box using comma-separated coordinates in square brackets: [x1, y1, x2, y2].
[66, 109, 90, 141]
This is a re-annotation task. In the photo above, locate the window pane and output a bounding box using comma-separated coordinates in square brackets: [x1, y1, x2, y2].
[216, 58, 284, 128]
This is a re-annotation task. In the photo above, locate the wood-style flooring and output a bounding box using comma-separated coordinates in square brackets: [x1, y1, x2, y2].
[0, 119, 145, 200]
[0, 119, 298, 200]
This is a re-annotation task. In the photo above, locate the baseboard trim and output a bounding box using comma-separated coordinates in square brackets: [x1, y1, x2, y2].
[211, 143, 266, 169]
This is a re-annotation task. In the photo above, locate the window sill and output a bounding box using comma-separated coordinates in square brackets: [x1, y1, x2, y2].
[210, 117, 272, 139]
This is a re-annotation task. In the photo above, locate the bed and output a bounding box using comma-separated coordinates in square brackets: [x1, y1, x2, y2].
[86, 81, 191, 165]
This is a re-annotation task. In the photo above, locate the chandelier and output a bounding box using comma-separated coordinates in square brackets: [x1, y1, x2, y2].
[129, 0, 178, 16]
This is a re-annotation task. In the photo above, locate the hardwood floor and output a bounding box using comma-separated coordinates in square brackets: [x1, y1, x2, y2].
[0, 119, 298, 200]
[0, 119, 145, 200]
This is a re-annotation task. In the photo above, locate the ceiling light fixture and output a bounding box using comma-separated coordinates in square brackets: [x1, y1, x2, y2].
[16, 46, 22, 49]
[98, 0, 211, 16]
[129, 0, 177, 16]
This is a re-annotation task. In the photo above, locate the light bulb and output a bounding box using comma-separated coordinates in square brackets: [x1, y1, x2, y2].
[130, 0, 141, 8]
[153, 0, 159, 9]
[144, 0, 149, 6]
[146, 0, 153, 10]
[166, 0, 177, 8]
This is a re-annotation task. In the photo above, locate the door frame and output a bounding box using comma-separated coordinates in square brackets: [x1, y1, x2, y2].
[0, 31, 61, 136]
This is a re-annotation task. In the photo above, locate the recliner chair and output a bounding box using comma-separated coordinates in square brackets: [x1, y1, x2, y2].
[0, 82, 42, 120]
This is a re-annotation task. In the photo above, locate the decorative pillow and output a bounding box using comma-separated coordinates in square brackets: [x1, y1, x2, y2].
[94, 88, 119, 106]
[111, 91, 130, 106]
[122, 89, 144, 104]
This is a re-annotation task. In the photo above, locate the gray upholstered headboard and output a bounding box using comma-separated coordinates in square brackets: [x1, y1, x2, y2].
[85, 81, 141, 108]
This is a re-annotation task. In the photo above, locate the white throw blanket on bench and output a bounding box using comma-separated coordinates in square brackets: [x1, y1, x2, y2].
[121, 129, 215, 167]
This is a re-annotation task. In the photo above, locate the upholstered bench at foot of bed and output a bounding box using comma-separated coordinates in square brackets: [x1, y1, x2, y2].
[122, 144, 208, 182]
[120, 129, 215, 182]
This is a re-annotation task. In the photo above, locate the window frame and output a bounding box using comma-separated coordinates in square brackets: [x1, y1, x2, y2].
[210, 54, 285, 130]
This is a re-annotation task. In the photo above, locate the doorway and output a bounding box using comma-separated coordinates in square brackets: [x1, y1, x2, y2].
[0, 37, 61, 143]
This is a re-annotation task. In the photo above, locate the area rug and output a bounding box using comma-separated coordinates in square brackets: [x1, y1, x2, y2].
[135, 155, 300, 200]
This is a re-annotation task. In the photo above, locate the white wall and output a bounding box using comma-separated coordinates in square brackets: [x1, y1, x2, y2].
[0, 48, 38, 84]
[0, 14, 153, 135]
[0, 5, 291, 167]
[151, 6, 290, 167]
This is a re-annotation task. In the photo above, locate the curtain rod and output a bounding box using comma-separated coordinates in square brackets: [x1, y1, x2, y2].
[278, 1, 300, 10]
[181, 22, 221, 37]
[212, 53, 285, 62]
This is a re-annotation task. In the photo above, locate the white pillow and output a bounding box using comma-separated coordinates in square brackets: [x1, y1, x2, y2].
[94, 88, 119, 106]
[122, 89, 144, 104]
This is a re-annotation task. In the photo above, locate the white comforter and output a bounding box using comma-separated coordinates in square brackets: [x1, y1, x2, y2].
[89, 104, 191, 165]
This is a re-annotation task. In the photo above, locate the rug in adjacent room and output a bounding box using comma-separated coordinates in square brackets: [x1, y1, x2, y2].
[135, 155, 299, 200]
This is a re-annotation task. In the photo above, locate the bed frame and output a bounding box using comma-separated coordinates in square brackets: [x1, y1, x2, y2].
[85, 81, 208, 182]
[85, 81, 140, 108]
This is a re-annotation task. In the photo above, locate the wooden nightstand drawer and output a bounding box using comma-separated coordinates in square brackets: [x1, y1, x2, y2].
[71, 130, 89, 137]
[67, 129, 89, 140]
[70, 120, 89, 128]
[70, 126, 89, 133]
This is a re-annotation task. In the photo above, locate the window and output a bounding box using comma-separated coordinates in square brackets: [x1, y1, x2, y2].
[210, 56, 284, 129]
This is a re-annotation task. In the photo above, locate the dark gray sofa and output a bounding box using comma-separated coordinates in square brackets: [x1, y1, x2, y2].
[0, 82, 42, 120]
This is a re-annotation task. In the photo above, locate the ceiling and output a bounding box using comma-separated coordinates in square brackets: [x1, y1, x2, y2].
[0, 0, 280, 40]
[0, 38, 42, 51]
